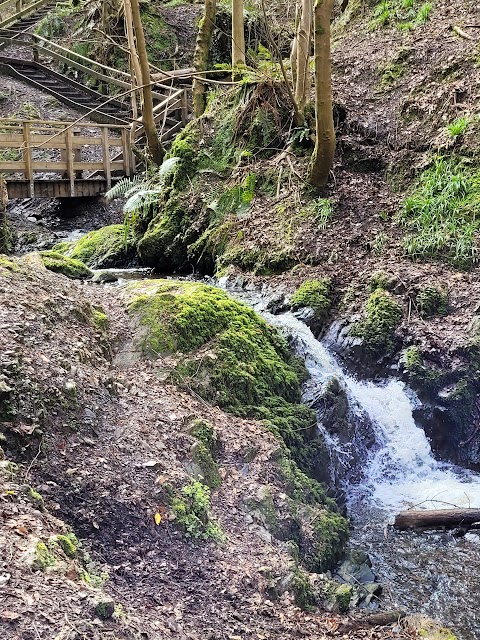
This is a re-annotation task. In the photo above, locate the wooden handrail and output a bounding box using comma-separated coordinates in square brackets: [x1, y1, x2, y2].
[0, 0, 50, 29]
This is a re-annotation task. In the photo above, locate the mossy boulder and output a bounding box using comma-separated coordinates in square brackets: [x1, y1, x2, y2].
[40, 251, 93, 280]
[53, 224, 136, 269]
[351, 289, 402, 358]
[290, 279, 332, 334]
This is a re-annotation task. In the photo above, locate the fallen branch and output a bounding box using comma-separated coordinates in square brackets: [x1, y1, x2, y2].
[394, 508, 480, 531]
[451, 25, 475, 40]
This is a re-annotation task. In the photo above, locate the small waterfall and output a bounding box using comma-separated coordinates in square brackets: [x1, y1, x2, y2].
[222, 283, 480, 638]
[262, 307, 480, 515]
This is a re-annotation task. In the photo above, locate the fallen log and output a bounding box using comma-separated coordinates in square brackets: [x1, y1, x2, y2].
[394, 508, 480, 531]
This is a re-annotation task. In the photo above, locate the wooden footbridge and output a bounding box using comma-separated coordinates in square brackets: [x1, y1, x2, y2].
[0, 0, 192, 198]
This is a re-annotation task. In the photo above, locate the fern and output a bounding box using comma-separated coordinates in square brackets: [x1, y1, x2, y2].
[105, 174, 145, 201]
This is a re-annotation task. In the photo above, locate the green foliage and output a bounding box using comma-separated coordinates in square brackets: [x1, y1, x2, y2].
[40, 251, 93, 280]
[416, 286, 448, 317]
[370, 0, 432, 30]
[403, 346, 441, 389]
[447, 116, 470, 138]
[54, 224, 135, 269]
[352, 289, 402, 357]
[290, 279, 332, 322]
[399, 156, 480, 267]
[302, 198, 334, 230]
[171, 481, 224, 540]
[371, 232, 388, 255]
[35, 3, 79, 39]
[211, 173, 256, 221]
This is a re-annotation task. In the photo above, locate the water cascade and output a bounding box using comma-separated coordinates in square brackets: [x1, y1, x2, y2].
[230, 286, 480, 639]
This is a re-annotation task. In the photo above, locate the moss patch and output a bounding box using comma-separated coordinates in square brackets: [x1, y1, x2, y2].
[170, 480, 224, 541]
[351, 289, 402, 357]
[54, 224, 135, 269]
[40, 251, 93, 280]
[416, 286, 448, 317]
[290, 279, 332, 323]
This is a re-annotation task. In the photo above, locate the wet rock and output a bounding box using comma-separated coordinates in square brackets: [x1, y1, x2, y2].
[336, 550, 376, 585]
[266, 293, 287, 315]
[92, 271, 118, 284]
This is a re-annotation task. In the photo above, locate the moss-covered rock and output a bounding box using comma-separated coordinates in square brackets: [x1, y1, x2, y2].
[351, 289, 402, 357]
[290, 279, 332, 333]
[291, 569, 317, 611]
[125, 280, 348, 566]
[40, 251, 93, 280]
[54, 224, 136, 269]
[170, 480, 224, 541]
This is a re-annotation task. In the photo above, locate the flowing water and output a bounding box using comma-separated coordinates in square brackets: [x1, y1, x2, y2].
[228, 286, 480, 639]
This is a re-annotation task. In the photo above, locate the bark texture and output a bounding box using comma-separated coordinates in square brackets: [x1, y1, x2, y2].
[193, 0, 217, 117]
[394, 508, 480, 531]
[295, 0, 313, 111]
[308, 0, 335, 188]
[232, 0, 246, 66]
[129, 0, 165, 165]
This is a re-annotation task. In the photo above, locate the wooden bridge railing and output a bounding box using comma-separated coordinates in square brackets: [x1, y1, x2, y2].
[0, 0, 49, 29]
[0, 119, 134, 198]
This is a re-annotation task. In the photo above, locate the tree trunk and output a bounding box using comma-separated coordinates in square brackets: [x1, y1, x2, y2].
[307, 0, 335, 188]
[192, 0, 217, 117]
[129, 0, 165, 165]
[290, 3, 300, 89]
[124, 0, 141, 143]
[232, 0, 245, 66]
[295, 0, 312, 111]
[394, 508, 480, 531]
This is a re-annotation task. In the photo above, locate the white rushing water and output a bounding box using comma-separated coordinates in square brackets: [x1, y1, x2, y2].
[260, 308, 480, 515]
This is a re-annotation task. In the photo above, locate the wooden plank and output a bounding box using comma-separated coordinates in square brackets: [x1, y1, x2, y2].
[101, 127, 111, 190]
[65, 128, 75, 197]
[180, 88, 188, 126]
[22, 121, 33, 197]
[121, 128, 130, 177]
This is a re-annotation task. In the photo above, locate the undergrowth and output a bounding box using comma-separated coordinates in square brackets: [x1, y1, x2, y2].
[399, 156, 480, 267]
[370, 0, 432, 30]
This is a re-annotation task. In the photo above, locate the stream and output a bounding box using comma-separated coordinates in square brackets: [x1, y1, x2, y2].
[225, 282, 480, 640]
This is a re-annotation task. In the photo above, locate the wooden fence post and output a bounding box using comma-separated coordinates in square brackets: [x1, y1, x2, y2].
[101, 127, 111, 190]
[65, 128, 75, 197]
[22, 121, 34, 198]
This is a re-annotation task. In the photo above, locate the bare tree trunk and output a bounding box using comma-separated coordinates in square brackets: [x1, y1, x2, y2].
[290, 3, 300, 88]
[232, 0, 245, 66]
[192, 0, 217, 117]
[307, 0, 335, 188]
[124, 0, 141, 144]
[295, 0, 312, 111]
[129, 0, 165, 165]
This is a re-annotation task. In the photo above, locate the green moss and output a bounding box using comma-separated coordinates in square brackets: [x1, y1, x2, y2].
[54, 224, 135, 268]
[171, 481, 224, 541]
[0, 256, 18, 271]
[27, 487, 44, 508]
[416, 286, 448, 317]
[192, 442, 221, 489]
[368, 271, 394, 292]
[40, 251, 93, 280]
[246, 488, 279, 533]
[189, 419, 220, 453]
[55, 533, 77, 558]
[334, 583, 353, 612]
[290, 279, 332, 322]
[403, 346, 442, 389]
[34, 541, 56, 571]
[418, 623, 457, 640]
[379, 48, 412, 89]
[91, 307, 109, 331]
[291, 569, 316, 611]
[351, 289, 402, 357]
